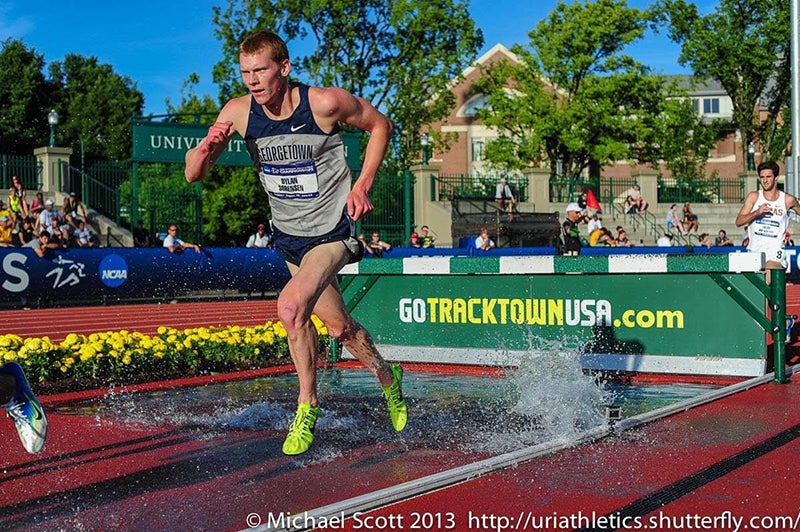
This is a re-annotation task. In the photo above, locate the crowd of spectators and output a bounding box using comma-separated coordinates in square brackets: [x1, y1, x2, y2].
[4, 176, 752, 255]
[0, 178, 99, 254]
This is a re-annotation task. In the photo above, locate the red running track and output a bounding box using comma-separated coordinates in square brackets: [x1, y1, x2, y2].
[2, 286, 800, 530]
[1, 300, 279, 342]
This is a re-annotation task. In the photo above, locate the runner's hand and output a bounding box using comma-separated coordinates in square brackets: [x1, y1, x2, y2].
[347, 188, 374, 221]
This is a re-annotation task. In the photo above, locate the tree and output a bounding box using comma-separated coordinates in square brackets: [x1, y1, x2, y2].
[165, 74, 272, 246]
[656, 0, 791, 168]
[165, 73, 222, 125]
[653, 90, 728, 180]
[210, 0, 483, 168]
[0, 39, 54, 154]
[48, 54, 144, 164]
[474, 0, 683, 179]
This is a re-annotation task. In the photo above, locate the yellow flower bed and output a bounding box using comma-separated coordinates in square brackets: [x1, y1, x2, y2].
[0, 316, 329, 387]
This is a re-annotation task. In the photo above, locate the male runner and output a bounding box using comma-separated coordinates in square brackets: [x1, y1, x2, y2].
[185, 30, 406, 455]
[736, 160, 800, 284]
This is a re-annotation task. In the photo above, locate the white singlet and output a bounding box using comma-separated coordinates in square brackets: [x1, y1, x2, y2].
[747, 190, 789, 267]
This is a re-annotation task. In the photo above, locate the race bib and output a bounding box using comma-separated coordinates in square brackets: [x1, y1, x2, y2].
[260, 161, 320, 199]
[753, 215, 781, 238]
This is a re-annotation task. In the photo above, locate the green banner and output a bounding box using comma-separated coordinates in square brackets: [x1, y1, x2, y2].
[133, 122, 362, 170]
[344, 273, 764, 359]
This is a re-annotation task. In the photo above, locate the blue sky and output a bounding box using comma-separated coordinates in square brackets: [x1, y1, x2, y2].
[1, 1, 714, 117]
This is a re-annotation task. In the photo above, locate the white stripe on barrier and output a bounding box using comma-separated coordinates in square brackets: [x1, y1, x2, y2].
[729, 251, 765, 272]
[499, 255, 555, 274]
[403, 256, 451, 274]
[608, 254, 668, 273]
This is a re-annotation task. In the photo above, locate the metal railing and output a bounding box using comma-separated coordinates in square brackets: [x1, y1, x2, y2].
[608, 202, 660, 240]
[554, 175, 747, 206]
[433, 173, 529, 202]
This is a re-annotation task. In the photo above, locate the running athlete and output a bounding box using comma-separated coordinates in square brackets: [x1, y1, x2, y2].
[736, 160, 800, 284]
[0, 362, 48, 454]
[184, 30, 406, 455]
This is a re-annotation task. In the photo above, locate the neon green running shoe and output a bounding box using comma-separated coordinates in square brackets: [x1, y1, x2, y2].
[382, 364, 407, 432]
[282, 403, 320, 456]
[2, 362, 47, 454]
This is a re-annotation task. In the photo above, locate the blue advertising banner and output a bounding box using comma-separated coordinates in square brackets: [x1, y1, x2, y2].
[0, 248, 290, 302]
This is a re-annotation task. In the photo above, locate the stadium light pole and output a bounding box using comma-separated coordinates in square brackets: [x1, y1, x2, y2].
[47, 109, 59, 148]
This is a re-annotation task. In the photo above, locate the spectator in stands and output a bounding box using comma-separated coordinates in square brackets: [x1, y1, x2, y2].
[475, 227, 496, 251]
[624, 184, 649, 213]
[562, 203, 583, 256]
[8, 177, 28, 225]
[0, 215, 13, 247]
[657, 233, 674, 247]
[62, 192, 87, 230]
[133, 219, 152, 247]
[624, 195, 637, 214]
[29, 192, 44, 217]
[246, 223, 273, 248]
[682, 203, 699, 233]
[73, 219, 99, 248]
[15, 217, 34, 247]
[46, 216, 69, 249]
[586, 213, 602, 236]
[10, 175, 27, 202]
[163, 225, 201, 254]
[784, 232, 795, 247]
[408, 232, 422, 248]
[590, 227, 615, 247]
[365, 231, 392, 257]
[666, 204, 687, 235]
[615, 227, 633, 247]
[577, 191, 588, 211]
[495, 178, 517, 212]
[23, 231, 51, 258]
[714, 229, 734, 247]
[419, 225, 437, 248]
[698, 233, 711, 248]
[8, 186, 28, 226]
[37, 199, 60, 232]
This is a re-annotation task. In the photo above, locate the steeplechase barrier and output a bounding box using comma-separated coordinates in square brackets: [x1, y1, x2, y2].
[338, 252, 789, 381]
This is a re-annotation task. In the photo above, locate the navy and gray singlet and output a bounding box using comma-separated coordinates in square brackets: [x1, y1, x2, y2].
[244, 83, 352, 238]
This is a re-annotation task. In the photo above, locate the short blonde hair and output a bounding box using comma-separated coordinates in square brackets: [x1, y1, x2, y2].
[240, 30, 289, 62]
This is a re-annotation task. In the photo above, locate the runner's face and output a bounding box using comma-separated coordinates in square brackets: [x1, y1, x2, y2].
[759, 170, 777, 191]
[239, 50, 289, 107]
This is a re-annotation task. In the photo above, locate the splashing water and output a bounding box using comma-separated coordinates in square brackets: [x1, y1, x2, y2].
[54, 350, 715, 458]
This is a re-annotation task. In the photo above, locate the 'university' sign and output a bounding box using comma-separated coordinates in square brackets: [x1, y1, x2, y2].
[132, 121, 362, 170]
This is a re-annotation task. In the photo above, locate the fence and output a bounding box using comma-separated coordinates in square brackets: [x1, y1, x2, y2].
[433, 173, 529, 203]
[657, 176, 745, 204]
[550, 175, 746, 206]
[354, 170, 414, 247]
[1, 154, 42, 190]
[67, 160, 203, 244]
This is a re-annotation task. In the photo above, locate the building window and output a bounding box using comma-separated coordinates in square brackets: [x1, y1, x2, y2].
[472, 139, 485, 162]
[691, 98, 699, 113]
[703, 98, 719, 114]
